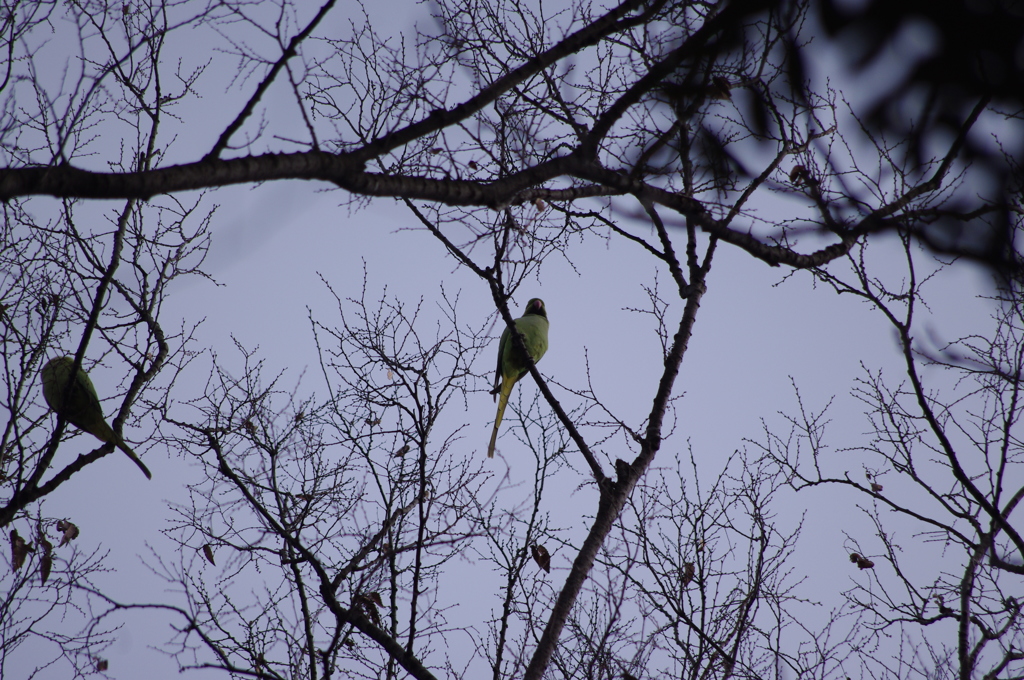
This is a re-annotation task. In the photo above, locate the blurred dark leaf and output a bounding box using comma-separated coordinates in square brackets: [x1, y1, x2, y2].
[682, 562, 696, 586]
[39, 536, 52, 584]
[10, 530, 30, 571]
[531, 543, 551, 573]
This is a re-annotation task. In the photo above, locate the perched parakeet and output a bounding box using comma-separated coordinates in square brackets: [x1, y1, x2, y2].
[488, 298, 549, 458]
[40, 356, 152, 479]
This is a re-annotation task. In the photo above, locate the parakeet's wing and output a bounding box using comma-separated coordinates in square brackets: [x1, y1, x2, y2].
[493, 325, 510, 400]
[69, 363, 105, 427]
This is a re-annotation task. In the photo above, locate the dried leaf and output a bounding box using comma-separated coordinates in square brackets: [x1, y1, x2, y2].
[355, 593, 381, 625]
[468, 160, 478, 169]
[387, 370, 393, 380]
[710, 75, 732, 99]
[367, 591, 383, 606]
[871, 482, 883, 493]
[56, 519, 79, 547]
[96, 658, 108, 672]
[849, 553, 874, 569]
[202, 544, 216, 566]
[682, 562, 695, 587]
[394, 444, 410, 458]
[534, 198, 546, 211]
[10, 530, 30, 571]
[39, 537, 53, 585]
[789, 165, 810, 183]
[294, 412, 304, 422]
[531, 543, 551, 573]
[430, 147, 443, 154]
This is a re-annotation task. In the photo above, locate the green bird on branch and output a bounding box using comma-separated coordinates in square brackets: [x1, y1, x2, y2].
[40, 357, 152, 479]
[488, 298, 549, 458]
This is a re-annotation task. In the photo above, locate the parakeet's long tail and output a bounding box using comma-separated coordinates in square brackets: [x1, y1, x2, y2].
[92, 419, 153, 479]
[487, 378, 516, 458]
[116, 439, 152, 479]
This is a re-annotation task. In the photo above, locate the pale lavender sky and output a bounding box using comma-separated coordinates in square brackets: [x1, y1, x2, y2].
[7, 0, 1003, 677]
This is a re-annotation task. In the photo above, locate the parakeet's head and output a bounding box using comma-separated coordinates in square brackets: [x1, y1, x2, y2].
[524, 298, 546, 318]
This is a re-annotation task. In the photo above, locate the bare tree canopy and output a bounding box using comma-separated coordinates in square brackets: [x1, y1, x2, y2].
[3, 0, 1015, 272]
[1, 0, 1022, 678]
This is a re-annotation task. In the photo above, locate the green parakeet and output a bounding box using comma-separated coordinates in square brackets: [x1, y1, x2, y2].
[40, 356, 152, 479]
[488, 298, 549, 458]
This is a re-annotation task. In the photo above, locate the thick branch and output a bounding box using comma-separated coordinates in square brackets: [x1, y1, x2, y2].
[523, 246, 710, 680]
[1, 151, 864, 273]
